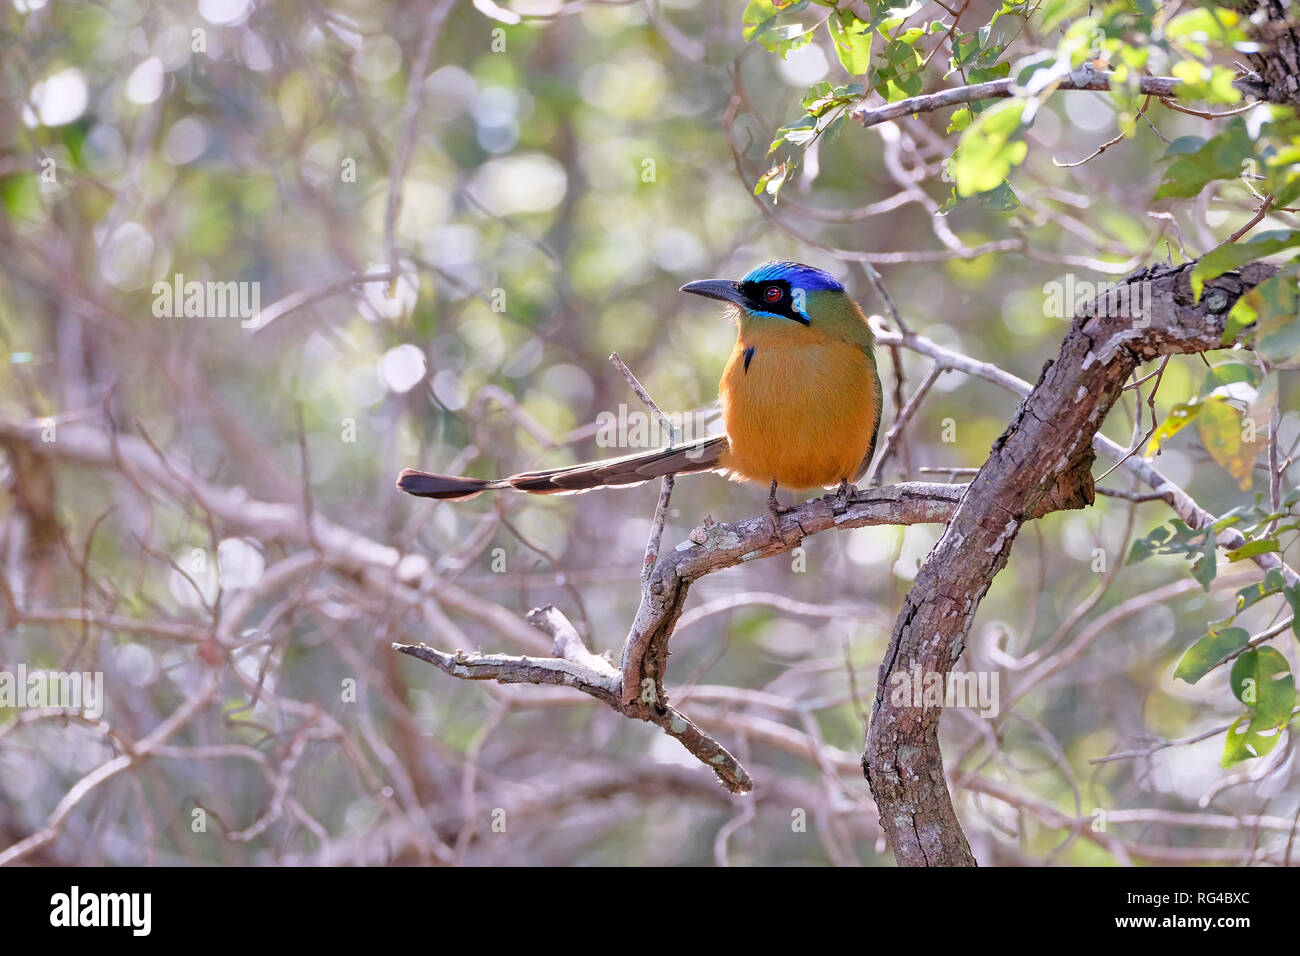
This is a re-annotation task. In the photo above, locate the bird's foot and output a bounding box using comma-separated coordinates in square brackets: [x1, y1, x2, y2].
[767, 478, 789, 535]
[834, 478, 856, 514]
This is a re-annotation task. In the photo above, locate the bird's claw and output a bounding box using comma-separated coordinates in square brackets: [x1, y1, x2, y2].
[834, 478, 855, 514]
[767, 478, 789, 534]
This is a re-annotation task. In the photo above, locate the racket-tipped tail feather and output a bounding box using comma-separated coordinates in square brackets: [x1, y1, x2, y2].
[395, 469, 505, 500]
[397, 435, 729, 500]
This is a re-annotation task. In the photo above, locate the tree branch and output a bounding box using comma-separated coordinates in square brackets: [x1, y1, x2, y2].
[864, 260, 1279, 866]
[849, 69, 1182, 130]
[871, 318, 1299, 588]
[398, 483, 965, 792]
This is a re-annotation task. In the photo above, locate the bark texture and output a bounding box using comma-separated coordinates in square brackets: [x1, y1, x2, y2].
[1232, 0, 1300, 107]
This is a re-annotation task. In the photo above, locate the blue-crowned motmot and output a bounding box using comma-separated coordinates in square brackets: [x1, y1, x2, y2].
[397, 261, 884, 513]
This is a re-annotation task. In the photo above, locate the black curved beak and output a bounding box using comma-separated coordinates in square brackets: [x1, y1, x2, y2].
[680, 278, 746, 307]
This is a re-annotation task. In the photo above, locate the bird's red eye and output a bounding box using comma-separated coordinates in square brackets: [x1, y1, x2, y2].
[764, 286, 783, 302]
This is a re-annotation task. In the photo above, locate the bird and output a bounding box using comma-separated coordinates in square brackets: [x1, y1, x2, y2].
[397, 261, 883, 519]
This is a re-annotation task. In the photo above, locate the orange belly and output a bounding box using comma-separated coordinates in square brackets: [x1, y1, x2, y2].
[717, 336, 879, 490]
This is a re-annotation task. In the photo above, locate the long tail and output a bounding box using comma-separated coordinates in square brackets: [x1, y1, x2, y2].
[397, 434, 729, 500]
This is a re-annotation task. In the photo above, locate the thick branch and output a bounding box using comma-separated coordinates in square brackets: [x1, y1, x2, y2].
[864, 261, 1277, 867]
[1229, 0, 1300, 106]
[871, 321, 1299, 588]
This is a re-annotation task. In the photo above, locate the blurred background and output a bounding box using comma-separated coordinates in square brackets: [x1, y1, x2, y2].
[0, 0, 1297, 865]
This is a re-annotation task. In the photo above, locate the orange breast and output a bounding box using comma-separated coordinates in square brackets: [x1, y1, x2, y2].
[717, 331, 879, 490]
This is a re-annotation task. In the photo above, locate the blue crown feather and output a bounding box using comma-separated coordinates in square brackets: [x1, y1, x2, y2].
[742, 260, 845, 292]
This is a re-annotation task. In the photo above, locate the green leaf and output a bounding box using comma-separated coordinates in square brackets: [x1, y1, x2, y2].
[778, 114, 818, 146]
[1229, 650, 1257, 705]
[883, 38, 920, 65]
[949, 99, 1029, 198]
[772, 25, 816, 57]
[802, 81, 865, 116]
[1039, 0, 1089, 30]
[1230, 646, 1294, 724]
[821, 113, 847, 145]
[876, 2, 924, 38]
[1163, 135, 1206, 158]
[1, 173, 42, 222]
[1230, 569, 1286, 615]
[882, 72, 923, 100]
[1166, 7, 1243, 42]
[938, 179, 1019, 213]
[978, 180, 1019, 211]
[1224, 271, 1283, 345]
[1153, 119, 1252, 200]
[827, 11, 873, 74]
[1222, 265, 1300, 354]
[951, 31, 983, 67]
[1221, 713, 1284, 766]
[1127, 518, 1219, 588]
[1284, 585, 1300, 638]
[1225, 538, 1280, 561]
[1175, 626, 1249, 683]
[1202, 361, 1259, 391]
[1223, 646, 1294, 766]
[1192, 530, 1218, 589]
[800, 80, 834, 112]
[1258, 309, 1300, 364]
[969, 62, 1011, 83]
[1191, 229, 1300, 299]
[742, 0, 809, 41]
[1270, 168, 1300, 209]
[1127, 524, 1172, 564]
[1172, 60, 1244, 105]
[1166, 8, 1246, 61]
[743, 0, 815, 57]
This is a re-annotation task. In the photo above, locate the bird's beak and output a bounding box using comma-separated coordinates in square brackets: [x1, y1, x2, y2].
[679, 278, 746, 307]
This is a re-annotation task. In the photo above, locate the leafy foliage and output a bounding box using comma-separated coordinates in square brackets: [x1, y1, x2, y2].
[1223, 262, 1300, 361]
[1131, 487, 1300, 763]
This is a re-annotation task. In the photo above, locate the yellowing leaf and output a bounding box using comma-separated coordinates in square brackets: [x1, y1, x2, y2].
[1196, 395, 1259, 490]
[1144, 399, 1202, 456]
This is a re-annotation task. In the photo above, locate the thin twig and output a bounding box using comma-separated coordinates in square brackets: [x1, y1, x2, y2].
[1054, 96, 1152, 168]
[383, 0, 457, 277]
[1224, 194, 1275, 245]
[849, 70, 1185, 129]
[610, 351, 682, 586]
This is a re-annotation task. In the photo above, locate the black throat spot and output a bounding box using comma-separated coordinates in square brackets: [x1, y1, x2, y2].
[743, 345, 755, 373]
